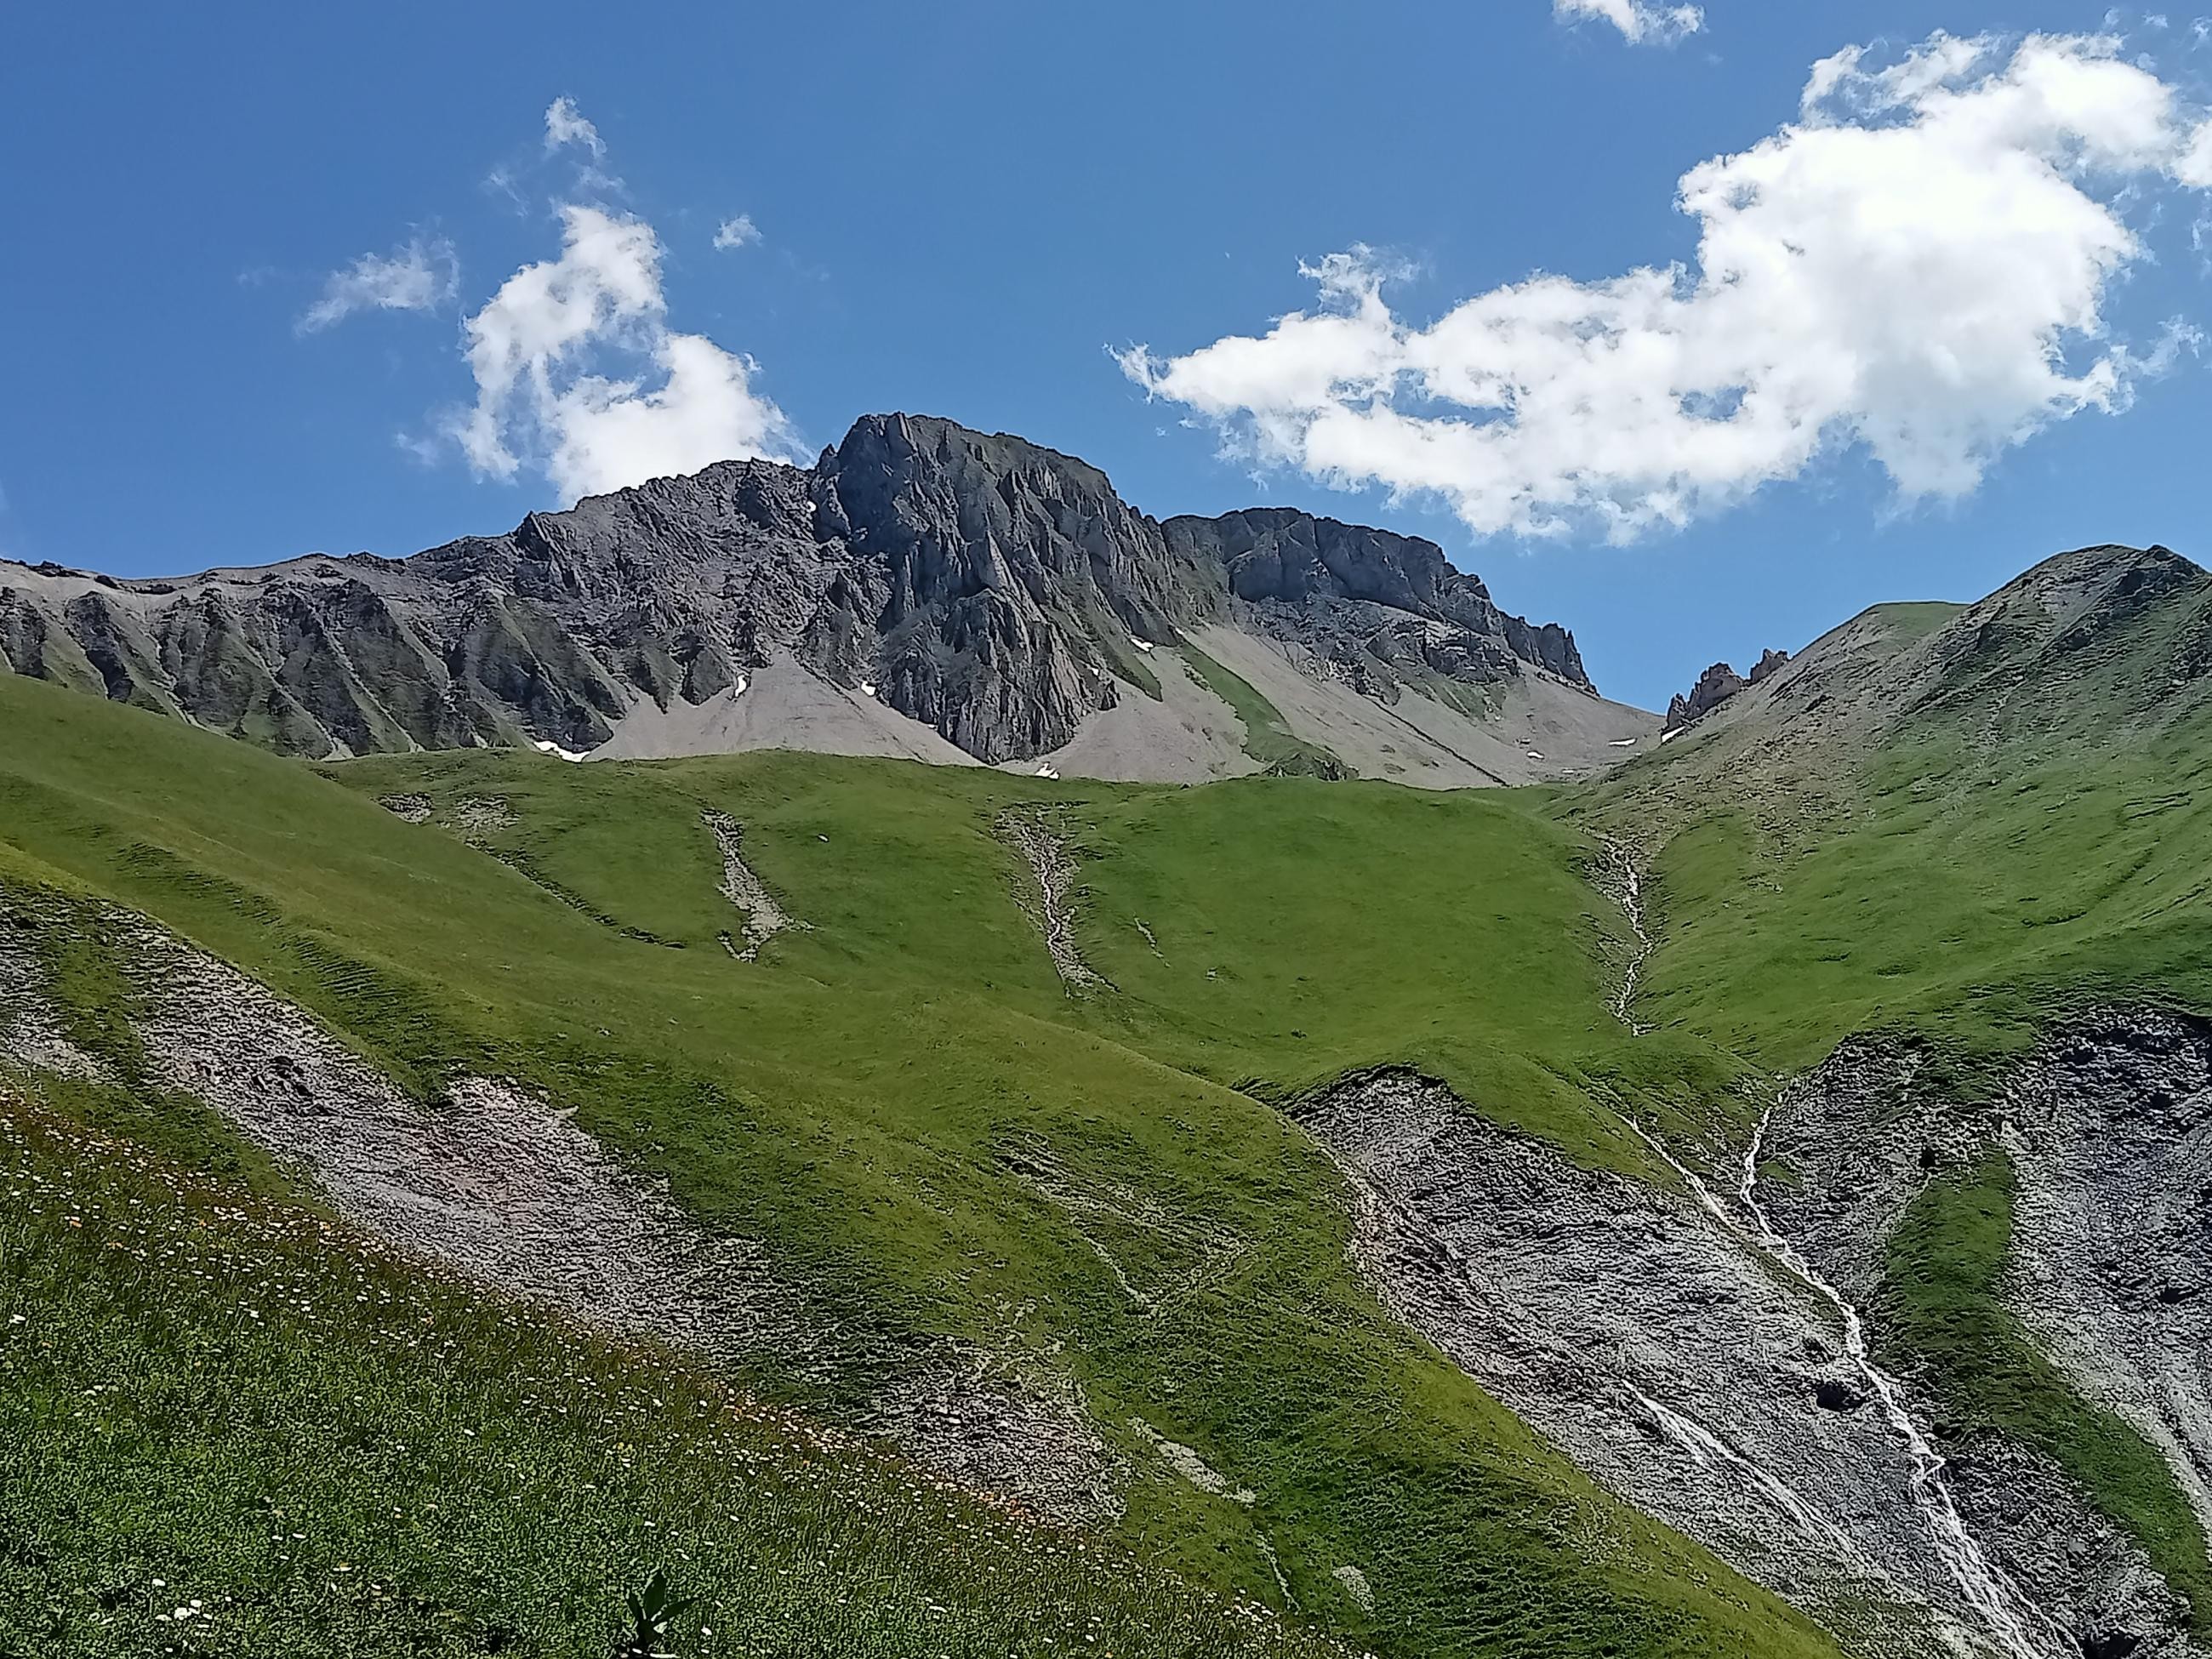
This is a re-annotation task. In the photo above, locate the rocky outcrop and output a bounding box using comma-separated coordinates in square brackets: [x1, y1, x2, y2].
[1761, 1029, 2212, 1659]
[2003, 1012, 2212, 1541]
[1298, 1037, 2212, 1659]
[1663, 647, 1789, 733]
[1163, 508, 1588, 703]
[1297, 1069, 1974, 1657]
[0, 414, 1600, 767]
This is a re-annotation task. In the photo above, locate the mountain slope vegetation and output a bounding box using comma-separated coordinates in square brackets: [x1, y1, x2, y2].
[0, 669, 1834, 1659]
[4, 540, 2210, 1658]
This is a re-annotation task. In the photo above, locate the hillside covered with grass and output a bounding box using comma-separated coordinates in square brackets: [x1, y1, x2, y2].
[0, 668, 1839, 1659]
[5, 544, 2212, 1657]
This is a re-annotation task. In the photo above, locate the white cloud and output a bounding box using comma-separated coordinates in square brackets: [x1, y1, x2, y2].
[1120, 31, 2212, 542]
[543, 95, 603, 157]
[1554, 0, 1703, 46]
[712, 214, 761, 251]
[297, 237, 458, 334]
[444, 203, 801, 502]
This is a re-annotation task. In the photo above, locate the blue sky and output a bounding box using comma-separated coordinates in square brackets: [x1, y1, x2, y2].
[5, 0, 2212, 710]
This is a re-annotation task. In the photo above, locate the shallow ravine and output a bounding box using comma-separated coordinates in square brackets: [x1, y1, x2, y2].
[1294, 1069, 1952, 1656]
[1764, 1036, 2211, 1656]
[996, 805, 1106, 991]
[1597, 841, 2178, 1659]
[1737, 1105, 2060, 1659]
[702, 807, 809, 961]
[1603, 839, 2061, 1659]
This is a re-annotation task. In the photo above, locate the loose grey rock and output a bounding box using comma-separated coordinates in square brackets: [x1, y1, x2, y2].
[701, 809, 808, 961]
[1295, 1069, 1960, 1659]
[996, 805, 1105, 991]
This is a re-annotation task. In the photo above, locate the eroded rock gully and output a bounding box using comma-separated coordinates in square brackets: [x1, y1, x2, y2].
[702, 808, 808, 961]
[1766, 1021, 2212, 1657]
[0, 895, 1120, 1527]
[1296, 1016, 2211, 1659]
[1297, 1069, 1967, 1657]
[995, 805, 1105, 991]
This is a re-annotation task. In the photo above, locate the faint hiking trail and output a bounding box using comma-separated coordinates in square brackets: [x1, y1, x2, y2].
[995, 806, 1105, 992]
[1599, 837, 2062, 1659]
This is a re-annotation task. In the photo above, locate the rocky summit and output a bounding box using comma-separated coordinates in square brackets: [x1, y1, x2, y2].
[0, 414, 1652, 785]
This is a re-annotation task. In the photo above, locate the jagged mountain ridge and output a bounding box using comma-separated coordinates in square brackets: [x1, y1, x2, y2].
[0, 413, 1628, 778]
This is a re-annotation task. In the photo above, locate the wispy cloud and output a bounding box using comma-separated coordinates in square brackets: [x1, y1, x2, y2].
[543, 95, 603, 158]
[297, 237, 458, 334]
[1122, 31, 2212, 542]
[712, 214, 761, 251]
[1554, 0, 1704, 46]
[444, 203, 802, 500]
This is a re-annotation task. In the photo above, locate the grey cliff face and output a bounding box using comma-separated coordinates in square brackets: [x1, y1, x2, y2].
[1164, 507, 1588, 701]
[0, 413, 1598, 764]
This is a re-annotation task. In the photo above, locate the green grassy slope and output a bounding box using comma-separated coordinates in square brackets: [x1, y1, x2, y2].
[0, 1093, 1335, 1659]
[1878, 1149, 2212, 1621]
[1177, 644, 1350, 778]
[0, 670, 1839, 1659]
[1571, 550, 2212, 1622]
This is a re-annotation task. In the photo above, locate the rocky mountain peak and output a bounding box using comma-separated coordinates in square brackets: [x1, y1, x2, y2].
[0, 413, 1614, 774]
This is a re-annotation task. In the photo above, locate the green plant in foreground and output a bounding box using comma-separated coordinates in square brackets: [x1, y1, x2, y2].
[613, 1570, 698, 1659]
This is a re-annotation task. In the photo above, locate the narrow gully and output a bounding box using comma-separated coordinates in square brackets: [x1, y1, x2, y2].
[1600, 838, 2065, 1659]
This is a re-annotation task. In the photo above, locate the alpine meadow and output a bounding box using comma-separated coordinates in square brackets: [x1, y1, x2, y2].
[8, 9, 2212, 1659]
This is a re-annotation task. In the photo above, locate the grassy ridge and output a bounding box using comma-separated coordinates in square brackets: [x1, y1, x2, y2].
[1575, 588, 2212, 1627]
[0, 672, 1840, 1659]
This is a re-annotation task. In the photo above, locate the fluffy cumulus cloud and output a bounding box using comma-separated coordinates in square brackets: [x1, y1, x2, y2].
[1554, 0, 1704, 46]
[298, 237, 458, 334]
[1121, 32, 2212, 541]
[445, 202, 801, 501]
